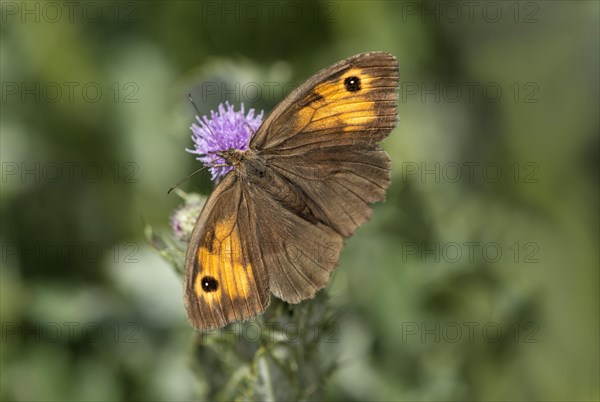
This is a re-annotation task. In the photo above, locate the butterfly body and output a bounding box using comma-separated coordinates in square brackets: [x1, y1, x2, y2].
[184, 52, 399, 330]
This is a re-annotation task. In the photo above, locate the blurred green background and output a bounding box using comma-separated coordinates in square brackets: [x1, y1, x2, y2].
[1, 0, 598, 400]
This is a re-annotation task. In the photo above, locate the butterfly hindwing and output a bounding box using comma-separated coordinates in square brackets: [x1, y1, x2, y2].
[267, 145, 391, 237]
[244, 182, 344, 304]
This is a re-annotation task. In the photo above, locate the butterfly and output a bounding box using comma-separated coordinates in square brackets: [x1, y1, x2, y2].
[184, 52, 399, 330]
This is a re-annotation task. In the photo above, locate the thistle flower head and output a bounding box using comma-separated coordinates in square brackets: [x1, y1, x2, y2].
[187, 101, 264, 182]
[169, 192, 205, 241]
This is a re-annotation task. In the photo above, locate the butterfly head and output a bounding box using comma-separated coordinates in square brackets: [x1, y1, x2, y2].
[215, 148, 246, 167]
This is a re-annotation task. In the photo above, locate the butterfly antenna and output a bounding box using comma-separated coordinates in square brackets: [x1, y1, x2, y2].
[167, 166, 207, 194]
[188, 92, 203, 116]
[188, 93, 226, 149]
[243, 121, 256, 144]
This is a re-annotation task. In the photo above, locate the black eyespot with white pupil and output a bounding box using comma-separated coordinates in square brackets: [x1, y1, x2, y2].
[200, 276, 219, 292]
[344, 76, 361, 92]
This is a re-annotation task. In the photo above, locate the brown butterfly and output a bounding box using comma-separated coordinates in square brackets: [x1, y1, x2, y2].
[184, 52, 399, 330]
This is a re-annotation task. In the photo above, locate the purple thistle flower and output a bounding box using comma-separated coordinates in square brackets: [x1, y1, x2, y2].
[187, 101, 264, 183]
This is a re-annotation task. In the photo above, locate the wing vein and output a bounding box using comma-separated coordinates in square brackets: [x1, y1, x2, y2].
[241, 187, 267, 309]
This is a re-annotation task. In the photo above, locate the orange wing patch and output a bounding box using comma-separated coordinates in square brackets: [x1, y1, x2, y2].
[296, 68, 377, 132]
[194, 216, 251, 306]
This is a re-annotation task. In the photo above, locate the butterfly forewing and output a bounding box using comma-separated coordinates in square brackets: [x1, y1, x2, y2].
[184, 173, 270, 330]
[250, 52, 398, 152]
